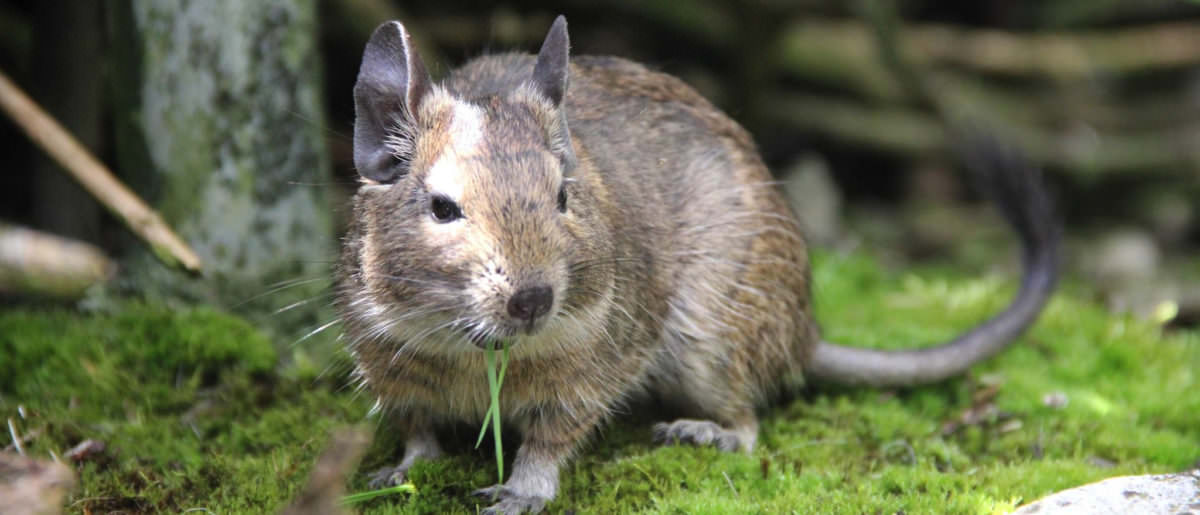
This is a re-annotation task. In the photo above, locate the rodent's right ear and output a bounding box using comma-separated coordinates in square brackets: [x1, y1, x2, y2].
[532, 15, 569, 107]
[353, 21, 433, 183]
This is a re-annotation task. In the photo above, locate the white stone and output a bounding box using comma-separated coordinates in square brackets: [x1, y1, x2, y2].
[1013, 470, 1200, 515]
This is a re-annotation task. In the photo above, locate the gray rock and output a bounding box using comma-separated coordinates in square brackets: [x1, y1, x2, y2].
[780, 154, 842, 247]
[1083, 228, 1172, 316]
[1089, 228, 1161, 285]
[1012, 470, 1200, 515]
[1140, 189, 1194, 246]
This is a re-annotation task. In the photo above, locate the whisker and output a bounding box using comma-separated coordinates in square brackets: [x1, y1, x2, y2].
[292, 319, 342, 347]
[287, 180, 357, 187]
[288, 109, 351, 141]
[376, 274, 450, 288]
[272, 292, 335, 316]
[233, 276, 329, 309]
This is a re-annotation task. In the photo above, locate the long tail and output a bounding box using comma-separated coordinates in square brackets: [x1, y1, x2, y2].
[805, 125, 1060, 387]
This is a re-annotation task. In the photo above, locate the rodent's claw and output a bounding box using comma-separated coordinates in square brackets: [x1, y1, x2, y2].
[472, 484, 503, 501]
[473, 485, 549, 514]
[366, 464, 409, 489]
[653, 419, 743, 452]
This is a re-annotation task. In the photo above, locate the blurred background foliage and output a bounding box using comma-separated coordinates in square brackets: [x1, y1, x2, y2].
[0, 0, 1198, 329]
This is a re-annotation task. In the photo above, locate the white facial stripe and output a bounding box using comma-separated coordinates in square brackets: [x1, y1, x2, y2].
[449, 101, 485, 151]
[425, 101, 485, 201]
[426, 157, 466, 200]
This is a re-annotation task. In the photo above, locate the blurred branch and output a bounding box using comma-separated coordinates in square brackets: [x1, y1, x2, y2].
[920, 21, 1200, 78]
[0, 222, 114, 298]
[779, 19, 1200, 86]
[769, 95, 943, 154]
[778, 39, 1200, 132]
[0, 70, 202, 273]
[859, 0, 941, 116]
[281, 427, 370, 515]
[768, 94, 1200, 178]
[773, 10, 1200, 179]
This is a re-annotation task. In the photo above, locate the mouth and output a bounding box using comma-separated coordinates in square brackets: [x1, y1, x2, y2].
[465, 320, 549, 350]
[468, 331, 507, 351]
[460, 306, 558, 350]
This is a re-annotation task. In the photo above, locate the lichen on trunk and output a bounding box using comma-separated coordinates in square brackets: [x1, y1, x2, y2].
[108, 0, 335, 345]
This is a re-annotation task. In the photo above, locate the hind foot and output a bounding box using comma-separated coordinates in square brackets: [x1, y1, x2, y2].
[652, 419, 756, 452]
[367, 444, 441, 488]
[367, 463, 411, 489]
[366, 424, 443, 488]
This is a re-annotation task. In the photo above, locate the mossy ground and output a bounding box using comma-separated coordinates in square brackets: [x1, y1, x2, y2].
[2, 251, 1197, 514]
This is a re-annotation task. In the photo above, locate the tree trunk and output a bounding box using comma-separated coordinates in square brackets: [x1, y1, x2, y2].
[107, 0, 335, 342]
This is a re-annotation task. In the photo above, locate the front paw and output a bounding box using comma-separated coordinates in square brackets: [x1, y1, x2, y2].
[367, 464, 411, 489]
[473, 485, 549, 514]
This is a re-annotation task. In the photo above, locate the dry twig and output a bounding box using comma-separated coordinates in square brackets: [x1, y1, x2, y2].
[0, 70, 202, 273]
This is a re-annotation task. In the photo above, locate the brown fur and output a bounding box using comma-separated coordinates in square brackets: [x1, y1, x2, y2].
[340, 47, 813, 511]
[338, 17, 1056, 515]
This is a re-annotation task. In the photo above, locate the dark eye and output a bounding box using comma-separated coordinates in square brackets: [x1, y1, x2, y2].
[431, 195, 462, 222]
[557, 184, 568, 213]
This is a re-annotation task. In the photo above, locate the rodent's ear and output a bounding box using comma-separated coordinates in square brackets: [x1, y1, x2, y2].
[532, 16, 577, 171]
[532, 15, 569, 107]
[353, 21, 433, 183]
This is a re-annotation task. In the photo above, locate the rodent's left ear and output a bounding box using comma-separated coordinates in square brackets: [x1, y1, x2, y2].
[532, 15, 569, 107]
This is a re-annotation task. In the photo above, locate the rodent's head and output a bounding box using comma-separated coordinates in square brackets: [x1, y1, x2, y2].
[345, 17, 611, 353]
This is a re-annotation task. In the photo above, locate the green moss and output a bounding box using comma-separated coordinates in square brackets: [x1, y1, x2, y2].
[2, 251, 1198, 514]
[0, 304, 275, 409]
[0, 303, 367, 512]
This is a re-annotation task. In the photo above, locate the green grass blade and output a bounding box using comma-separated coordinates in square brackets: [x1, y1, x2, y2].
[476, 344, 511, 483]
[475, 405, 495, 449]
[340, 483, 416, 505]
[486, 346, 504, 483]
[476, 348, 498, 449]
[497, 345, 509, 389]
